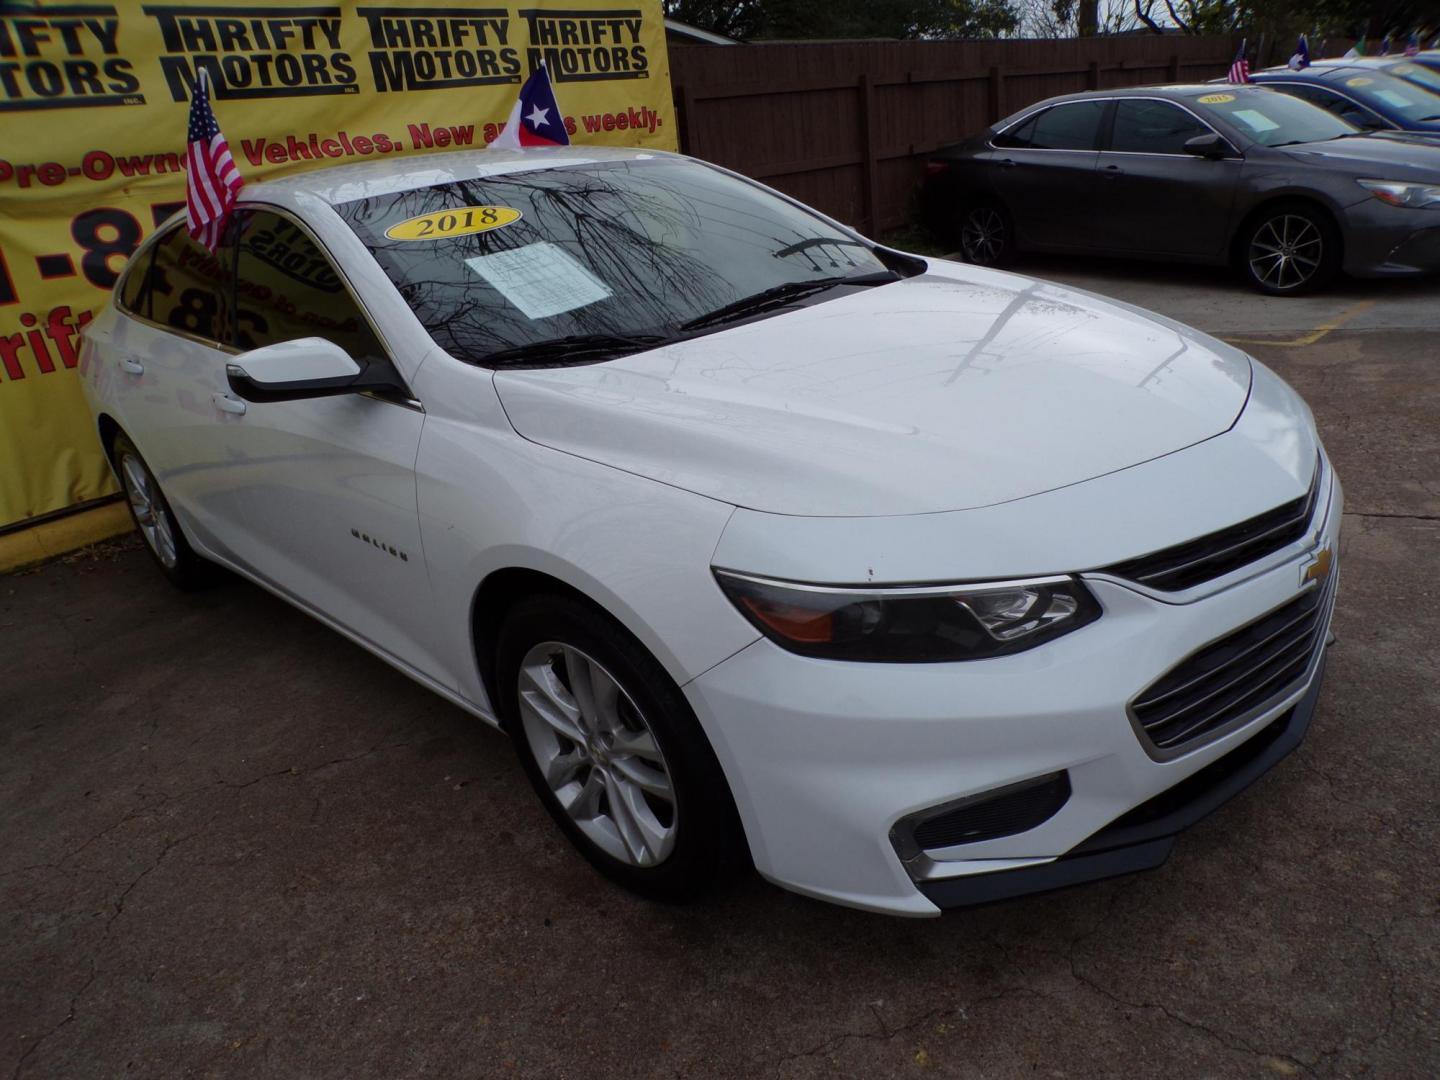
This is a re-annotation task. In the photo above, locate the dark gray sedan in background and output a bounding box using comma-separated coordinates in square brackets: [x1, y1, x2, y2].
[921, 85, 1440, 294]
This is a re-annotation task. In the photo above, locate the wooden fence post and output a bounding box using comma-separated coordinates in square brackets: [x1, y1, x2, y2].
[858, 73, 879, 235]
[676, 83, 696, 156]
[987, 65, 1004, 124]
[1167, 54, 1180, 81]
[1087, 60, 1100, 90]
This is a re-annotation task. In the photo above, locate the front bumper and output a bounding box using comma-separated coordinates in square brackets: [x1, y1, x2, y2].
[685, 465, 1342, 917]
[1340, 198, 1440, 277]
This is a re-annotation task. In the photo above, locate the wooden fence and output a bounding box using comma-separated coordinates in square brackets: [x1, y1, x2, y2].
[669, 36, 1242, 234]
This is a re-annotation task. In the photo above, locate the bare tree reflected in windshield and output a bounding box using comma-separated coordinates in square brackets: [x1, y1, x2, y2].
[336, 158, 900, 367]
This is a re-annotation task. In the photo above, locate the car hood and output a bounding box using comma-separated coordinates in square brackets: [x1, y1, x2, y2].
[494, 263, 1253, 517]
[1282, 133, 1440, 171]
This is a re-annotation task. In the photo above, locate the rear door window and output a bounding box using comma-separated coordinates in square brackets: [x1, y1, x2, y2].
[996, 101, 1106, 150]
[1109, 99, 1210, 154]
[143, 224, 235, 345]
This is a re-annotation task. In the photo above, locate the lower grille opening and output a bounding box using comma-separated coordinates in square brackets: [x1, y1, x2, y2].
[906, 772, 1072, 852]
[1131, 575, 1333, 754]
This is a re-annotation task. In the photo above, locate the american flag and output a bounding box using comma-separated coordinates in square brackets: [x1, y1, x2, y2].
[1405, 32, 1420, 56]
[185, 70, 243, 251]
[1228, 40, 1251, 84]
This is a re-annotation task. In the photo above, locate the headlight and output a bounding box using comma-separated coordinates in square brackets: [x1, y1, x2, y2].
[713, 570, 1101, 662]
[1357, 179, 1440, 209]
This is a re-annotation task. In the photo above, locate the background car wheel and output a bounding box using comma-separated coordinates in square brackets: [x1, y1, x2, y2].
[957, 201, 1015, 267]
[112, 432, 215, 591]
[1239, 202, 1340, 296]
[496, 594, 746, 902]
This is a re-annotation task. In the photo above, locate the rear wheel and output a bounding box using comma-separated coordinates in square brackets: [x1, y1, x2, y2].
[1239, 203, 1340, 295]
[112, 432, 215, 590]
[958, 201, 1016, 267]
[497, 594, 744, 902]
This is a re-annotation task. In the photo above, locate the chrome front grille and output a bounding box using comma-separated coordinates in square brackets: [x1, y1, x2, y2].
[1102, 457, 1322, 592]
[1131, 573, 1334, 754]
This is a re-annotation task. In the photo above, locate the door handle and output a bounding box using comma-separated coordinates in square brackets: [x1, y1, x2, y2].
[212, 392, 247, 416]
[119, 357, 144, 376]
[996, 158, 1018, 168]
[1100, 165, 1124, 179]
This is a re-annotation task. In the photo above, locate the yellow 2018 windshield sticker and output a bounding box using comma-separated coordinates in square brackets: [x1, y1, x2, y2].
[1197, 93, 1235, 104]
[385, 206, 522, 241]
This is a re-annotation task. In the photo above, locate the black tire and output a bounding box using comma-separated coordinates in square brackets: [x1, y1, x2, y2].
[956, 200, 1016, 268]
[496, 593, 746, 902]
[1238, 201, 1341, 296]
[112, 432, 216, 590]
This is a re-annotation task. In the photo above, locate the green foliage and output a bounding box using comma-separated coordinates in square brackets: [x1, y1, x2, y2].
[663, 0, 1020, 40]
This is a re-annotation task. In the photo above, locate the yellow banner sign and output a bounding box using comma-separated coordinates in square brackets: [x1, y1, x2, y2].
[0, 0, 676, 530]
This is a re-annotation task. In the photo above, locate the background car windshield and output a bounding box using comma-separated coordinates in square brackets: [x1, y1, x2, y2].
[1196, 91, 1356, 145]
[1376, 61, 1440, 97]
[1331, 70, 1440, 119]
[336, 158, 889, 366]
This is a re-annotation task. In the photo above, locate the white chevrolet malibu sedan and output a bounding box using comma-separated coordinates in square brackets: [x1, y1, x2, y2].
[80, 147, 1340, 916]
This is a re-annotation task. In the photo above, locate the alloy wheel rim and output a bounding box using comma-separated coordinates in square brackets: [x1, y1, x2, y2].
[517, 642, 677, 868]
[962, 207, 1005, 263]
[119, 453, 178, 569]
[1249, 214, 1322, 291]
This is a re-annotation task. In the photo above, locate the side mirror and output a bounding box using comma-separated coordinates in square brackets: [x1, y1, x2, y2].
[226, 337, 393, 403]
[1183, 133, 1232, 160]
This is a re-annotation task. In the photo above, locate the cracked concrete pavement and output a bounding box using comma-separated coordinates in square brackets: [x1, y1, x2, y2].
[2, 267, 1438, 1078]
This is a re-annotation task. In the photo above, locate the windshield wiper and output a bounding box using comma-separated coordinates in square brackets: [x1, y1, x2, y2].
[481, 332, 676, 368]
[679, 272, 898, 333]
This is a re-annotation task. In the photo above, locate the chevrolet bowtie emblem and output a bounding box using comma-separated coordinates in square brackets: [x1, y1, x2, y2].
[1302, 546, 1333, 587]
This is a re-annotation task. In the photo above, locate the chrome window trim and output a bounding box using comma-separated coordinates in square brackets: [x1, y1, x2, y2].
[235, 200, 419, 405]
[1101, 95, 1239, 157]
[118, 208, 423, 410]
[117, 222, 239, 354]
[986, 99, 1109, 153]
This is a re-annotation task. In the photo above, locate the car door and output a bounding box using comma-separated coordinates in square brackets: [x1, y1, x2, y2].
[986, 100, 1107, 249]
[107, 222, 248, 559]
[1089, 98, 1242, 258]
[215, 206, 443, 676]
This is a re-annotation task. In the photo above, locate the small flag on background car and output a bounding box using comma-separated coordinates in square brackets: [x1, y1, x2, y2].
[1379, 34, 1392, 55]
[1228, 39, 1251, 84]
[1405, 31, 1421, 56]
[490, 63, 570, 149]
[1289, 34, 1311, 70]
[185, 70, 244, 252]
[1344, 37, 1366, 58]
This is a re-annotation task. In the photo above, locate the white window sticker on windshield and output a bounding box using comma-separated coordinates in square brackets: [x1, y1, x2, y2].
[1231, 108, 1280, 132]
[465, 242, 612, 320]
[1372, 89, 1414, 108]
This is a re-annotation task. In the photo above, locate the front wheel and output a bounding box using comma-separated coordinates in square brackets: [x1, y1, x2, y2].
[957, 201, 1016, 267]
[1239, 204, 1340, 295]
[497, 594, 745, 902]
[112, 432, 215, 590]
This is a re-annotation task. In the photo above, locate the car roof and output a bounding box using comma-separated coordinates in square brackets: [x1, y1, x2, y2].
[241, 145, 681, 207]
[1013, 84, 1278, 110]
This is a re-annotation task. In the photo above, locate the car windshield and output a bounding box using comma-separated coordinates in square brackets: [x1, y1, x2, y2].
[1380, 60, 1440, 96]
[1329, 69, 1440, 120]
[1194, 89, 1357, 145]
[336, 157, 894, 367]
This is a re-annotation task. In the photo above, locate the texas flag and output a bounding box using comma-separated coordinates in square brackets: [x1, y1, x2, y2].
[490, 63, 570, 149]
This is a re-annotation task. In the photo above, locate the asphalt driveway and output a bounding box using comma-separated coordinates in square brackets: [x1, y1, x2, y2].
[3, 267, 1438, 1078]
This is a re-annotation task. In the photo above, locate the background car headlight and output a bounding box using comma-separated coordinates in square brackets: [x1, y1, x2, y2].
[1357, 179, 1440, 209]
[713, 570, 1101, 662]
